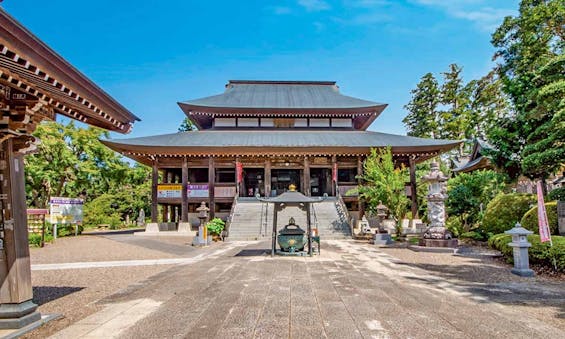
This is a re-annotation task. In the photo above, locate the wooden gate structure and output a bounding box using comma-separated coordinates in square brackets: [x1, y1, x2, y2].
[0, 8, 138, 328]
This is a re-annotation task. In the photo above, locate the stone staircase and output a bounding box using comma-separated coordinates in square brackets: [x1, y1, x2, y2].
[227, 197, 351, 240]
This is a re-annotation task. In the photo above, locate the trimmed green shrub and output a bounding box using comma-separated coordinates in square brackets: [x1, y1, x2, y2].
[482, 193, 536, 234]
[460, 230, 493, 241]
[548, 187, 565, 201]
[488, 233, 565, 272]
[206, 218, 225, 236]
[521, 201, 558, 235]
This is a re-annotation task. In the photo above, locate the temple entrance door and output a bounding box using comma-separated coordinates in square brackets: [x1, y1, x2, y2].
[310, 168, 332, 196]
[242, 168, 265, 197]
[271, 169, 301, 196]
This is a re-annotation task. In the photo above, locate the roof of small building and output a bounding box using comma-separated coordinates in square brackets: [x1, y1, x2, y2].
[180, 80, 385, 110]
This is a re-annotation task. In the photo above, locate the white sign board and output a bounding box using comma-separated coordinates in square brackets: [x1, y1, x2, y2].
[49, 197, 83, 224]
[187, 184, 209, 198]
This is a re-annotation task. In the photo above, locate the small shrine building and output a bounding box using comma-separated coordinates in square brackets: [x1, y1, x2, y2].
[103, 80, 460, 225]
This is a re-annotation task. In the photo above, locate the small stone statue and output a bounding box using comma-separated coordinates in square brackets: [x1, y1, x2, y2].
[137, 209, 146, 227]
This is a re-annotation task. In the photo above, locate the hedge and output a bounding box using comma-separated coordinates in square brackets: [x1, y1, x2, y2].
[548, 187, 565, 201]
[521, 201, 558, 235]
[488, 233, 565, 273]
[482, 193, 536, 234]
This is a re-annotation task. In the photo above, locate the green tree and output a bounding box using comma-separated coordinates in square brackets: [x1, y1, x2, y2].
[25, 121, 152, 225]
[438, 64, 471, 153]
[521, 54, 565, 177]
[446, 170, 507, 232]
[488, 0, 565, 179]
[178, 117, 196, 132]
[403, 73, 440, 138]
[358, 147, 410, 235]
[464, 71, 511, 140]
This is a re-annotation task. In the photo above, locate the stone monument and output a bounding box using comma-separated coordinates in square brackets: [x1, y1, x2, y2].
[420, 162, 457, 248]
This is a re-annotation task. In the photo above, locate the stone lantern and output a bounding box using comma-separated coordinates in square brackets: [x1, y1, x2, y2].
[421, 162, 456, 247]
[196, 201, 210, 246]
[505, 222, 534, 277]
[373, 201, 392, 245]
[376, 201, 388, 233]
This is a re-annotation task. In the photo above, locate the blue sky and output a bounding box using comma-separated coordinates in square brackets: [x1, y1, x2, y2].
[2, 0, 518, 138]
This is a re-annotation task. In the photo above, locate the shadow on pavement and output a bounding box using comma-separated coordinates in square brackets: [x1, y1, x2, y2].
[234, 249, 269, 257]
[33, 286, 84, 306]
[398, 261, 565, 320]
[82, 229, 143, 236]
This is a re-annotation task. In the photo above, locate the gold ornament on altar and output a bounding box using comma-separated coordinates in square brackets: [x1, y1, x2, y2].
[289, 184, 296, 191]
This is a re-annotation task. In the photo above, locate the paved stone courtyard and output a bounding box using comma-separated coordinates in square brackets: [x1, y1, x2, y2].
[19, 233, 565, 338]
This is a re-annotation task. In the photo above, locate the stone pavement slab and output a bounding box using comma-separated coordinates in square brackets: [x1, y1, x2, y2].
[49, 239, 565, 339]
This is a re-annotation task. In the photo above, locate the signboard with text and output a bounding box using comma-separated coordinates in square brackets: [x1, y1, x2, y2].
[157, 184, 183, 198]
[49, 197, 83, 224]
[187, 184, 209, 198]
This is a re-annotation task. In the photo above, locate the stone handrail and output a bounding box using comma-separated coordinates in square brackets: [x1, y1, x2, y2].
[224, 193, 238, 237]
[336, 185, 353, 237]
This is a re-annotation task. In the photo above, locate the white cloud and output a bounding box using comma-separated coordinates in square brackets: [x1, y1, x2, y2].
[298, 0, 331, 12]
[411, 1, 516, 31]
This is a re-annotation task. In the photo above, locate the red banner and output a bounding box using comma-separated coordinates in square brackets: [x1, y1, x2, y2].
[332, 163, 337, 182]
[236, 162, 243, 183]
[536, 181, 552, 243]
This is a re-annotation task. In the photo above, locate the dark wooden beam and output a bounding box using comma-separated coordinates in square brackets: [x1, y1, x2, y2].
[265, 159, 271, 197]
[357, 155, 365, 219]
[181, 157, 188, 223]
[208, 157, 215, 219]
[331, 155, 337, 196]
[409, 157, 418, 219]
[151, 161, 158, 223]
[303, 156, 310, 196]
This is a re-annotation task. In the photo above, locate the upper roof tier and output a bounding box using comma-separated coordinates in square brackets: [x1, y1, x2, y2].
[178, 80, 387, 130]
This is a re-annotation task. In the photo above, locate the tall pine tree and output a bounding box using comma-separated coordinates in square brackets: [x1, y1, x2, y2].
[403, 73, 440, 138]
[489, 0, 564, 179]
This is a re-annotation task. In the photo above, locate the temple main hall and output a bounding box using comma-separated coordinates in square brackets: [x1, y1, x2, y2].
[103, 80, 459, 239]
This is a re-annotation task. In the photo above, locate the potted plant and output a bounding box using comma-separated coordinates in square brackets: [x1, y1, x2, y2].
[206, 218, 225, 241]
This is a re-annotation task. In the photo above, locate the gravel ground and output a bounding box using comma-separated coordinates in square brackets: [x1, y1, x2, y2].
[30, 232, 193, 264]
[23, 233, 196, 338]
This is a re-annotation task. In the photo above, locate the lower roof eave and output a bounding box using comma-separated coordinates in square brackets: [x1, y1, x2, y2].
[102, 141, 461, 167]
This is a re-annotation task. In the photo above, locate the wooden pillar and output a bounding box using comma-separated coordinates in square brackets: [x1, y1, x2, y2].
[357, 156, 365, 219]
[265, 159, 271, 197]
[306, 203, 312, 256]
[236, 157, 242, 197]
[181, 157, 188, 223]
[409, 157, 418, 219]
[303, 156, 310, 196]
[331, 155, 337, 196]
[151, 161, 158, 223]
[272, 203, 278, 257]
[162, 205, 169, 223]
[0, 138, 40, 326]
[208, 157, 215, 219]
